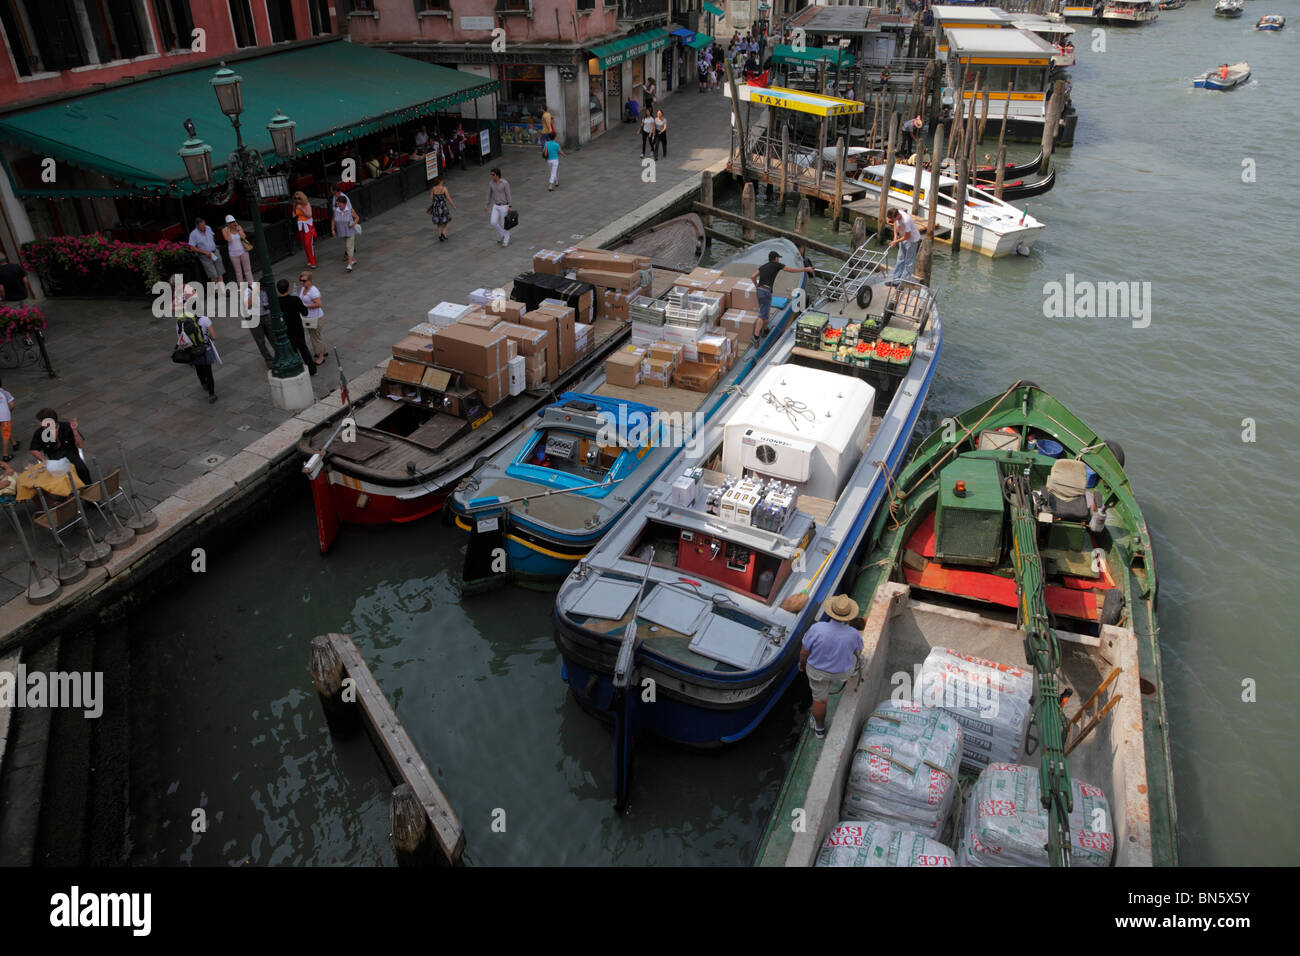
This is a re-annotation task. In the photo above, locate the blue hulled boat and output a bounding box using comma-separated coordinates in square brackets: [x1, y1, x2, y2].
[1193, 60, 1251, 89]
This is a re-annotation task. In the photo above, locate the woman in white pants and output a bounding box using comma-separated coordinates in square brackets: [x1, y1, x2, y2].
[483, 168, 514, 246]
[542, 136, 565, 191]
[223, 215, 253, 284]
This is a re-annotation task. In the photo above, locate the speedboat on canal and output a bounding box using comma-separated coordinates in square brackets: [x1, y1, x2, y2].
[1256, 14, 1284, 30]
[450, 238, 807, 588]
[754, 383, 1178, 867]
[1193, 61, 1251, 89]
[1214, 0, 1244, 17]
[1157, 0, 1185, 10]
[553, 249, 941, 807]
[851, 163, 1045, 257]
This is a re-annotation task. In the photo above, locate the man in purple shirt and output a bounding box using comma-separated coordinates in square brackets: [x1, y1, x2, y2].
[799, 594, 864, 738]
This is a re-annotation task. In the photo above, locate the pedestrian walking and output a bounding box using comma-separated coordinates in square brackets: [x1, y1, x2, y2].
[483, 168, 514, 247]
[185, 219, 225, 281]
[175, 312, 220, 404]
[652, 110, 668, 159]
[297, 271, 327, 365]
[798, 595, 864, 737]
[276, 278, 316, 375]
[292, 191, 318, 267]
[698, 57, 710, 92]
[429, 177, 456, 241]
[243, 279, 275, 367]
[331, 196, 360, 273]
[641, 110, 655, 158]
[29, 408, 90, 482]
[222, 215, 253, 285]
[541, 107, 556, 141]
[0, 385, 16, 461]
[542, 136, 565, 190]
[886, 208, 920, 282]
[635, 77, 656, 117]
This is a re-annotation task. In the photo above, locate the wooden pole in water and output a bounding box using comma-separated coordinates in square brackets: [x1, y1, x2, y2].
[700, 170, 713, 227]
[952, 129, 970, 256]
[978, 88, 990, 145]
[724, 55, 749, 180]
[779, 123, 790, 213]
[994, 143, 1008, 199]
[1041, 78, 1066, 171]
[795, 196, 810, 246]
[741, 181, 756, 239]
[309, 635, 359, 734]
[815, 117, 826, 196]
[832, 135, 845, 233]
[911, 137, 925, 216]
[852, 214, 867, 249]
[877, 113, 898, 246]
[391, 783, 433, 866]
[946, 72, 968, 162]
[917, 123, 944, 286]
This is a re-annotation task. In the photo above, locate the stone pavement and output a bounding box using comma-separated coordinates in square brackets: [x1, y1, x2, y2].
[0, 91, 735, 605]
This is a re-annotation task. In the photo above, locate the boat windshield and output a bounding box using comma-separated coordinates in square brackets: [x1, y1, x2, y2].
[511, 428, 633, 483]
[625, 518, 795, 603]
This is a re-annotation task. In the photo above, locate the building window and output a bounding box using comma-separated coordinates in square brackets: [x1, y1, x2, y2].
[414, 0, 449, 11]
[496, 0, 531, 13]
[228, 0, 256, 47]
[84, 0, 154, 61]
[265, 0, 295, 42]
[308, 0, 331, 34]
[1, 0, 91, 74]
[576, 0, 594, 9]
[151, 0, 194, 51]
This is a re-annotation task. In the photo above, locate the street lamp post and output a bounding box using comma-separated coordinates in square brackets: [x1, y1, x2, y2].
[178, 65, 313, 411]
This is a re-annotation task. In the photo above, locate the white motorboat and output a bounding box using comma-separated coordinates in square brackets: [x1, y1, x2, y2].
[851, 163, 1045, 258]
[1214, 0, 1244, 17]
[1101, 0, 1160, 23]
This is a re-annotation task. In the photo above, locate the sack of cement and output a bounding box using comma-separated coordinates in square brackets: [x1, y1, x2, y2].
[842, 700, 963, 838]
[815, 820, 956, 868]
[956, 763, 1115, 867]
[918, 647, 1033, 773]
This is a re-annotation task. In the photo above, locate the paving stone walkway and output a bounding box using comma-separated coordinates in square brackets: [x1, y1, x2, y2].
[0, 91, 735, 605]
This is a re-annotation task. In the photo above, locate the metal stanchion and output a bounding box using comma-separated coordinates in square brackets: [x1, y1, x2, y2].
[70, 479, 110, 567]
[34, 487, 87, 584]
[91, 456, 135, 548]
[4, 500, 60, 604]
[117, 441, 158, 533]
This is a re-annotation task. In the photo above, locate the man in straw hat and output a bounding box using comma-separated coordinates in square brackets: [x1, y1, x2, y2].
[798, 594, 865, 739]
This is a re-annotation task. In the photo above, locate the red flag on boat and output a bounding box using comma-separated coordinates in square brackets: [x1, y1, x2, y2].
[747, 70, 770, 88]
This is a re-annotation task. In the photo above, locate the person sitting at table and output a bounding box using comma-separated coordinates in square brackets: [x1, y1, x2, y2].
[30, 407, 89, 484]
[413, 125, 430, 156]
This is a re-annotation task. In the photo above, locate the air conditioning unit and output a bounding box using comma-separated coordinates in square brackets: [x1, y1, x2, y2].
[739, 432, 814, 483]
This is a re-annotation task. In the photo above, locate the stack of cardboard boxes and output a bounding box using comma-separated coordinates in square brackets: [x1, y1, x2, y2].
[530, 248, 653, 323]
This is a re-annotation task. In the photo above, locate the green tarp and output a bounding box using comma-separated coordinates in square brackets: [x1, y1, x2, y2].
[686, 34, 715, 51]
[0, 40, 497, 197]
[771, 45, 857, 68]
[587, 28, 671, 71]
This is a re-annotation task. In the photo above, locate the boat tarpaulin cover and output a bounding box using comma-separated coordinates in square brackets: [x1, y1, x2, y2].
[0, 39, 497, 196]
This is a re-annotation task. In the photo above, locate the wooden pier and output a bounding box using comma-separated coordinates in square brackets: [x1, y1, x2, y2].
[309, 633, 465, 865]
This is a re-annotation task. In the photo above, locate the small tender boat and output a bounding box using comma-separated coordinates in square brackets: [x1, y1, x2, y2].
[754, 383, 1178, 867]
[554, 250, 941, 807]
[609, 213, 706, 273]
[451, 238, 807, 588]
[1193, 60, 1251, 89]
[1214, 0, 1244, 17]
[1158, 0, 1185, 10]
[1100, 0, 1160, 24]
[1256, 14, 1284, 30]
[850, 163, 1045, 257]
[971, 166, 1057, 201]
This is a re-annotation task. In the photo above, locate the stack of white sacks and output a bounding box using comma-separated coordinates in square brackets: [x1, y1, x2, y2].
[816, 820, 956, 868]
[957, 762, 1115, 867]
[841, 700, 964, 840]
[918, 647, 1034, 774]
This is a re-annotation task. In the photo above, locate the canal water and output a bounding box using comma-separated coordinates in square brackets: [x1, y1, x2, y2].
[123, 14, 1297, 866]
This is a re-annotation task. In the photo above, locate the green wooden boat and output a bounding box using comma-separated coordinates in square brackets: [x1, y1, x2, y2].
[754, 382, 1178, 867]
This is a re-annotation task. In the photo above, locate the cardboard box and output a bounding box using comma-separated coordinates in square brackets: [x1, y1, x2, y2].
[429, 302, 472, 327]
[722, 308, 761, 343]
[523, 353, 547, 388]
[649, 341, 683, 367]
[564, 248, 649, 274]
[483, 299, 527, 322]
[689, 267, 724, 283]
[507, 355, 527, 396]
[598, 284, 648, 322]
[671, 275, 713, 294]
[458, 312, 503, 331]
[697, 333, 732, 367]
[534, 302, 577, 371]
[643, 356, 674, 388]
[674, 360, 723, 393]
[577, 268, 645, 292]
[729, 279, 760, 312]
[464, 368, 507, 407]
[706, 279, 733, 313]
[723, 330, 741, 369]
[605, 348, 645, 388]
[393, 334, 435, 364]
[522, 310, 572, 376]
[532, 249, 567, 276]
[385, 358, 427, 386]
[573, 322, 590, 358]
[432, 324, 509, 378]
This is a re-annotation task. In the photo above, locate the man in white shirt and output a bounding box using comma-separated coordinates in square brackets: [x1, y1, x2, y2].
[886, 208, 921, 282]
[187, 218, 225, 281]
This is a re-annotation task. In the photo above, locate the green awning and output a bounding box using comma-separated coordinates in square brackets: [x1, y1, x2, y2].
[588, 29, 671, 71]
[771, 45, 857, 68]
[0, 39, 497, 198]
[703, 2, 725, 17]
[686, 34, 714, 51]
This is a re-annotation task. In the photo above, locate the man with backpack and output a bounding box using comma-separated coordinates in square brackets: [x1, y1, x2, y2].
[176, 311, 220, 403]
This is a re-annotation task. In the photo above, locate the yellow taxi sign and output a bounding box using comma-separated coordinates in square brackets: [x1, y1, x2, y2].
[728, 83, 864, 118]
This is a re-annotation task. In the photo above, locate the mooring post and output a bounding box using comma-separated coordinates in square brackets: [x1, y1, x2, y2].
[832, 135, 845, 233]
[309, 634, 360, 734]
[952, 148, 970, 256]
[779, 123, 790, 213]
[877, 113, 898, 245]
[917, 124, 944, 286]
[795, 196, 810, 243]
[978, 88, 990, 145]
[852, 214, 867, 249]
[741, 181, 756, 239]
[1041, 79, 1066, 171]
[700, 171, 713, 227]
[911, 139, 924, 217]
[390, 783, 434, 866]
